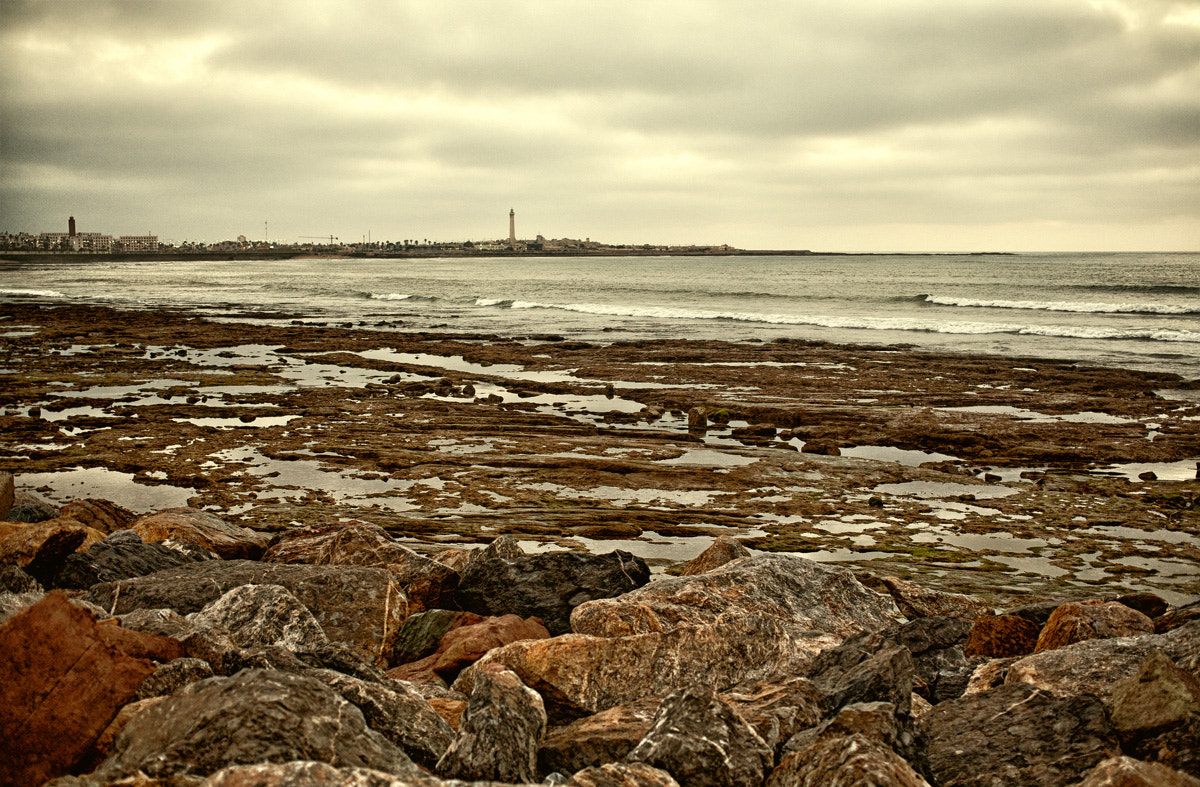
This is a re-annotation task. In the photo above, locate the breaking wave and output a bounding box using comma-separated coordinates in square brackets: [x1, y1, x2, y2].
[0, 288, 66, 298]
[922, 295, 1199, 315]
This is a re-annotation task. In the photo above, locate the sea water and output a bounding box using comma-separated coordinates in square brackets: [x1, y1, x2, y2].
[3, 252, 1198, 379]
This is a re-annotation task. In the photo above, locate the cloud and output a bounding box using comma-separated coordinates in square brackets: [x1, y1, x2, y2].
[1, 0, 1197, 249]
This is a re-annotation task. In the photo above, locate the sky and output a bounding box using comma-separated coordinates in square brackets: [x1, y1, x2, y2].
[1, 1, 1198, 252]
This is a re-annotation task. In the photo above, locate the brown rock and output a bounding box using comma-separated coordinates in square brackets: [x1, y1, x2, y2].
[0, 592, 160, 786]
[881, 575, 991, 621]
[1116, 592, 1170, 620]
[1111, 650, 1200, 736]
[1035, 600, 1154, 653]
[83, 696, 167, 772]
[131, 507, 267, 560]
[432, 614, 550, 682]
[567, 763, 682, 787]
[428, 696, 467, 730]
[674, 535, 751, 576]
[389, 608, 486, 667]
[963, 657, 1017, 695]
[60, 498, 137, 534]
[723, 677, 825, 757]
[1157, 601, 1200, 634]
[539, 698, 662, 776]
[264, 520, 458, 613]
[0, 516, 87, 570]
[1076, 755, 1200, 787]
[0, 471, 13, 520]
[767, 732, 931, 787]
[964, 611, 1041, 658]
[386, 653, 443, 687]
[1006, 636, 1162, 703]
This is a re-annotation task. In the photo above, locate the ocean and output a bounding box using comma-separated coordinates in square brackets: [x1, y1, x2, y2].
[3, 251, 1198, 379]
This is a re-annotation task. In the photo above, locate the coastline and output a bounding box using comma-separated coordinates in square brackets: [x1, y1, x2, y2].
[1, 302, 1198, 606]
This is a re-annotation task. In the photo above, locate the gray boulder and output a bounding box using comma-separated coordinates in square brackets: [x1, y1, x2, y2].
[188, 584, 329, 652]
[767, 732, 931, 787]
[436, 665, 547, 783]
[48, 530, 203, 590]
[95, 669, 422, 781]
[627, 684, 773, 787]
[455, 548, 650, 635]
[920, 681, 1118, 787]
[134, 657, 216, 701]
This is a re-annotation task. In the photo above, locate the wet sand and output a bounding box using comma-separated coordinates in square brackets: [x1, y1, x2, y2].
[2, 302, 1198, 606]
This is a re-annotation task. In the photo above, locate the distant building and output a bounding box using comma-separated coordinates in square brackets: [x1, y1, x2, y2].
[68, 216, 76, 237]
[509, 208, 516, 245]
[116, 235, 159, 252]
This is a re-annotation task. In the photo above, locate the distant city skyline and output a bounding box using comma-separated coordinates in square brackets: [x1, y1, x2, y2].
[2, 1, 1198, 252]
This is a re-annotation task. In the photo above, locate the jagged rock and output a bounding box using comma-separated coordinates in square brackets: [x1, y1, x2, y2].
[674, 535, 751, 576]
[0, 517, 89, 583]
[264, 521, 458, 613]
[539, 698, 662, 776]
[1076, 756, 1200, 787]
[308, 668, 455, 770]
[131, 507, 268, 560]
[566, 763, 681, 787]
[0, 471, 13, 520]
[432, 614, 550, 682]
[1035, 599, 1154, 652]
[723, 677, 825, 758]
[0, 591, 112, 627]
[95, 669, 422, 781]
[768, 732, 931, 787]
[5, 488, 60, 523]
[49, 530, 204, 590]
[627, 684, 773, 787]
[963, 657, 1016, 695]
[911, 692, 933, 719]
[1006, 634, 1165, 703]
[1111, 650, 1200, 777]
[86, 560, 404, 664]
[59, 499, 137, 535]
[780, 701, 909, 762]
[963, 611, 1041, 658]
[570, 554, 899, 641]
[389, 608, 485, 666]
[920, 681, 1119, 787]
[455, 548, 650, 635]
[436, 664, 547, 783]
[806, 639, 915, 717]
[188, 584, 330, 652]
[880, 575, 990, 620]
[1158, 600, 1200, 634]
[0, 592, 163, 786]
[468, 533, 527, 564]
[0, 563, 40, 593]
[1116, 592, 1170, 620]
[200, 760, 411, 787]
[455, 612, 830, 723]
[82, 696, 168, 775]
[134, 657, 215, 700]
[892, 615, 975, 703]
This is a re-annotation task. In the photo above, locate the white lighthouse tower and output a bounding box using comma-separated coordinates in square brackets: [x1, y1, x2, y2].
[509, 208, 516, 245]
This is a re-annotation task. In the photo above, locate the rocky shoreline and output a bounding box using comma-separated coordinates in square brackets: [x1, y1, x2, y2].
[1, 500, 1199, 786]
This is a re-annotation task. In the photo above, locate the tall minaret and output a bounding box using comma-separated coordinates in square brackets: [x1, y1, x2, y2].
[509, 208, 516, 245]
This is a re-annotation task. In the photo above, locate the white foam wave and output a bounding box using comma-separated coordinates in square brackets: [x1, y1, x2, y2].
[925, 295, 1197, 315]
[496, 300, 1200, 343]
[369, 293, 412, 301]
[0, 288, 66, 298]
[475, 298, 512, 307]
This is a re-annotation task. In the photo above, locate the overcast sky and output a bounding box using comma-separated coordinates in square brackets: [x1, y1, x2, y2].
[2, 1, 1198, 251]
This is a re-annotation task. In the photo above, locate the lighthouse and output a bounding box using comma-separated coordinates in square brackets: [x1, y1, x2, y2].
[509, 208, 516, 245]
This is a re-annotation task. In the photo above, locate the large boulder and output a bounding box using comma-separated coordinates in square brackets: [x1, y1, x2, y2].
[188, 584, 330, 652]
[436, 664, 547, 783]
[880, 575, 991, 621]
[48, 529, 205, 590]
[59, 498, 137, 535]
[539, 698, 662, 777]
[627, 684, 773, 787]
[723, 677, 825, 759]
[200, 761, 418, 787]
[570, 554, 899, 641]
[431, 613, 550, 682]
[1035, 599, 1154, 652]
[963, 611, 1041, 658]
[131, 507, 268, 560]
[0, 592, 168, 786]
[264, 521, 458, 613]
[767, 732, 931, 787]
[1111, 649, 1200, 778]
[1075, 756, 1200, 787]
[86, 560, 405, 665]
[1005, 632, 1169, 703]
[5, 488, 59, 523]
[455, 547, 651, 635]
[0, 517, 91, 583]
[673, 535, 752, 576]
[920, 681, 1119, 787]
[566, 763, 681, 787]
[388, 608, 485, 666]
[454, 612, 828, 723]
[892, 615, 975, 703]
[94, 669, 422, 781]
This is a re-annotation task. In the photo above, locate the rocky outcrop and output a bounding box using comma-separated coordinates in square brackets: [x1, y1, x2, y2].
[430, 613, 550, 682]
[455, 547, 651, 635]
[570, 554, 899, 640]
[1035, 599, 1155, 652]
[768, 732, 931, 787]
[920, 681, 1119, 787]
[95, 669, 423, 781]
[86, 560, 404, 663]
[436, 664, 547, 783]
[130, 507, 268, 560]
[264, 521, 458, 613]
[1005, 633, 1166, 702]
[0, 592, 167, 786]
[627, 685, 773, 787]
